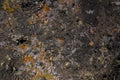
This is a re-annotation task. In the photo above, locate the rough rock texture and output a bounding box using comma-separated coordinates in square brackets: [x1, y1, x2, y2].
[0, 0, 120, 80]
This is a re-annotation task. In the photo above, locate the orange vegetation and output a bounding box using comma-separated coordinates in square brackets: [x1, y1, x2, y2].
[42, 5, 51, 13]
[22, 55, 34, 63]
[18, 44, 28, 50]
[89, 41, 94, 46]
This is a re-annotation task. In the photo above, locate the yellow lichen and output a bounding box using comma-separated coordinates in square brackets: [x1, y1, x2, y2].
[16, 35, 55, 79]
[89, 41, 94, 46]
[31, 71, 42, 80]
[42, 73, 55, 80]
[2, 1, 14, 13]
[22, 55, 34, 63]
[100, 47, 108, 52]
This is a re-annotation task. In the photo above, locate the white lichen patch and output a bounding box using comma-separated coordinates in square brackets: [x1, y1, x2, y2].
[86, 10, 94, 14]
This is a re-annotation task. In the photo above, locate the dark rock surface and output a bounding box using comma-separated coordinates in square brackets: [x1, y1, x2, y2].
[0, 0, 120, 80]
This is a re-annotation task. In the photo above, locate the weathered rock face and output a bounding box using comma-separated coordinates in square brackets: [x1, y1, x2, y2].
[0, 0, 120, 80]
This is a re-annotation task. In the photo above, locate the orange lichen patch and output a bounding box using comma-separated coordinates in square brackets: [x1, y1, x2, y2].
[35, 12, 43, 18]
[56, 38, 64, 44]
[22, 55, 34, 63]
[38, 54, 43, 61]
[42, 5, 51, 13]
[2, 1, 14, 13]
[18, 44, 28, 50]
[7, 8, 14, 13]
[89, 41, 94, 46]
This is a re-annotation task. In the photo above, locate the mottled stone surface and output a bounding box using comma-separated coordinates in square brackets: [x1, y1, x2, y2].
[0, 0, 120, 80]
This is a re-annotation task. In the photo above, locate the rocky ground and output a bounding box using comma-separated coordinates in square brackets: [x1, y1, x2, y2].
[0, 0, 120, 80]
